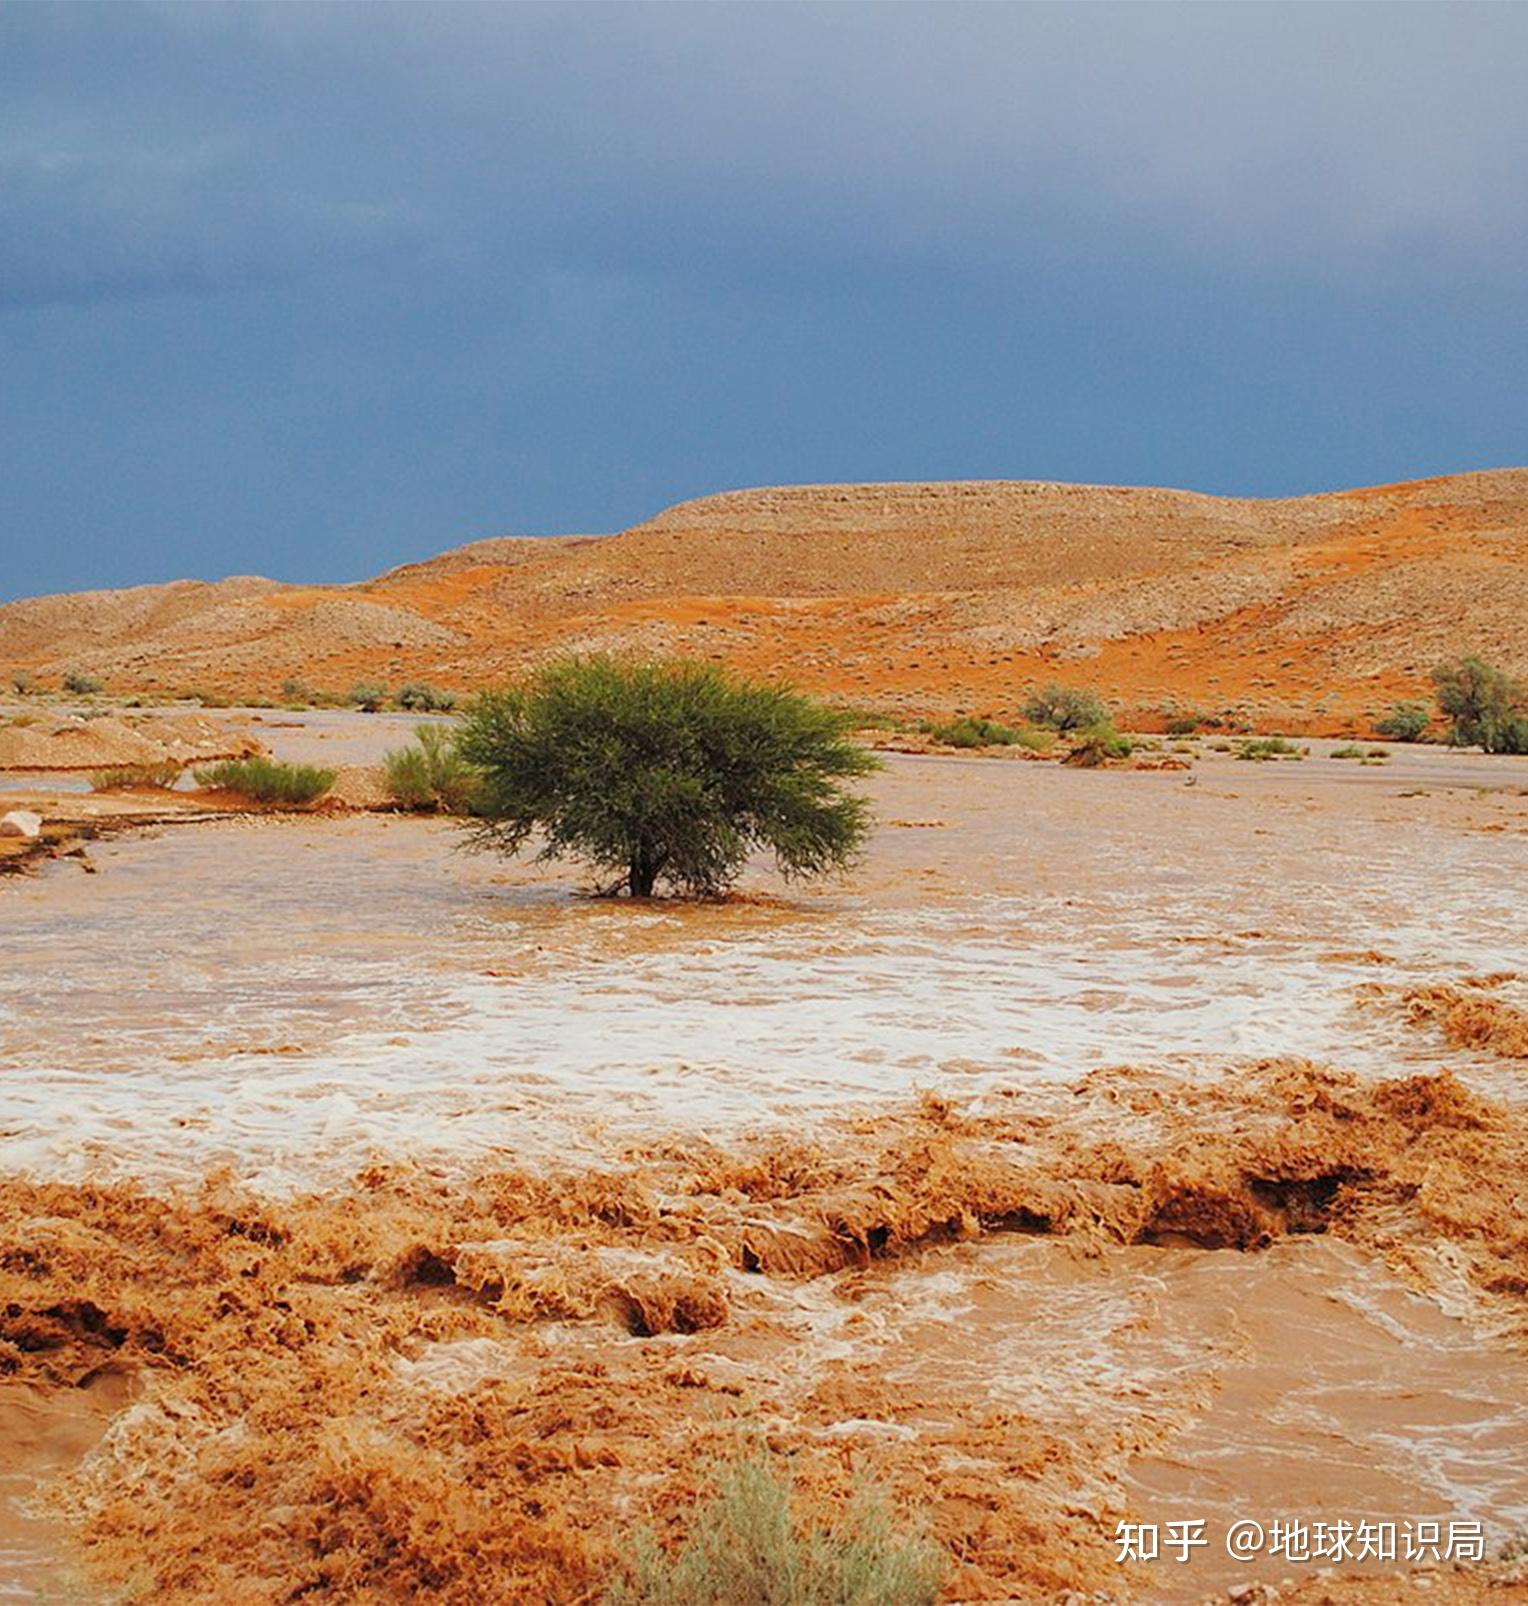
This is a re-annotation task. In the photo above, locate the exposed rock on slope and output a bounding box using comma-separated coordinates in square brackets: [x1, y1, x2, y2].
[3, 471, 1526, 730]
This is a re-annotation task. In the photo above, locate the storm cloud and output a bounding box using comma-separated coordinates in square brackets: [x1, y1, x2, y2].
[2, 1, 1526, 596]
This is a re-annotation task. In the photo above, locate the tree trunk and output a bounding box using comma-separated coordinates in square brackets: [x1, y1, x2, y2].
[628, 851, 658, 898]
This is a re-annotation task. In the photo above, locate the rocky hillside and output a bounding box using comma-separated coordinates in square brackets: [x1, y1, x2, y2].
[4, 471, 1526, 731]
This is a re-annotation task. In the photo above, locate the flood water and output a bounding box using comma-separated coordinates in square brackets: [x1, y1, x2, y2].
[2, 742, 1527, 1599]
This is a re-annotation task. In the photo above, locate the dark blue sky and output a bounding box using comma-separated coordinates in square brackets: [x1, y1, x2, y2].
[3, 1, 1526, 601]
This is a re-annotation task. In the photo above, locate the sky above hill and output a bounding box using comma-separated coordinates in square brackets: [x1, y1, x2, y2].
[3, 1, 1527, 600]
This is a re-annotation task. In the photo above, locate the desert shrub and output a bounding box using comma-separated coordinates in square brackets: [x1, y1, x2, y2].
[833, 705, 909, 732]
[606, 1451, 945, 1606]
[395, 681, 458, 713]
[383, 724, 482, 813]
[1164, 715, 1201, 736]
[920, 714, 1053, 751]
[922, 715, 1021, 749]
[1235, 736, 1304, 761]
[457, 655, 878, 897]
[192, 757, 336, 804]
[280, 677, 317, 705]
[10, 669, 36, 695]
[1023, 682, 1108, 732]
[1064, 723, 1133, 767]
[1331, 744, 1364, 759]
[89, 761, 184, 791]
[1374, 700, 1430, 741]
[348, 681, 389, 713]
[62, 669, 104, 696]
[1432, 656, 1528, 753]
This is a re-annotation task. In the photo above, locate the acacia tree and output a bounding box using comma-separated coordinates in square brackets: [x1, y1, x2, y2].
[1022, 681, 1108, 732]
[1432, 656, 1528, 753]
[455, 656, 879, 897]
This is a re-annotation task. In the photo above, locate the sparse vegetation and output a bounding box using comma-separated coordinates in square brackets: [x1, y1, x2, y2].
[1023, 682, 1108, 732]
[10, 669, 36, 696]
[62, 669, 104, 696]
[1235, 736, 1305, 761]
[395, 681, 458, 713]
[919, 715, 1052, 750]
[833, 705, 911, 732]
[1432, 656, 1528, 753]
[606, 1451, 945, 1606]
[1063, 723, 1133, 767]
[1331, 744, 1365, 759]
[192, 757, 336, 804]
[89, 761, 184, 791]
[457, 655, 878, 897]
[1374, 700, 1430, 742]
[348, 681, 389, 713]
[1164, 715, 1201, 736]
[281, 677, 316, 706]
[382, 724, 482, 813]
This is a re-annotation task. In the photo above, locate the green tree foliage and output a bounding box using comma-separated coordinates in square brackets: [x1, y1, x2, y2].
[1022, 681, 1108, 732]
[348, 681, 389, 713]
[456, 656, 879, 897]
[606, 1451, 945, 1606]
[1431, 656, 1528, 753]
[395, 681, 458, 712]
[1374, 700, 1431, 741]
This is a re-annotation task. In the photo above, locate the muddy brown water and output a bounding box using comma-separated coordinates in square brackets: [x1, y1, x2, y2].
[2, 740, 1527, 1598]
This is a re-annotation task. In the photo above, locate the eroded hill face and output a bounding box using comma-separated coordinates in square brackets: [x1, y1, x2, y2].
[4, 471, 1526, 730]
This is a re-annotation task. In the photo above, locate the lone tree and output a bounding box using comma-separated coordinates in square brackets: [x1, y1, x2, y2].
[1022, 681, 1108, 732]
[456, 655, 879, 897]
[1431, 655, 1528, 753]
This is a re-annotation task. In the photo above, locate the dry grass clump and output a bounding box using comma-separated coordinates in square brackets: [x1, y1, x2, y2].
[88, 761, 184, 792]
[1401, 985, 1528, 1059]
[192, 757, 336, 804]
[382, 724, 482, 813]
[608, 1451, 944, 1605]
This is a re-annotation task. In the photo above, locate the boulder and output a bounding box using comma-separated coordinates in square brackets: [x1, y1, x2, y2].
[0, 809, 43, 840]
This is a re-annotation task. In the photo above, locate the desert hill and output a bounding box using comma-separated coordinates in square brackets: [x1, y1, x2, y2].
[4, 470, 1526, 731]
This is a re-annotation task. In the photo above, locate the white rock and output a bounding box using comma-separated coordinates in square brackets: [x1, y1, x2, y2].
[0, 809, 43, 840]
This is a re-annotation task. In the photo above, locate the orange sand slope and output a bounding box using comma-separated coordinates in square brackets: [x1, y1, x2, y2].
[4, 470, 1526, 730]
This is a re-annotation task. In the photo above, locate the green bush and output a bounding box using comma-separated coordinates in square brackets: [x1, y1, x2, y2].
[348, 681, 389, 713]
[89, 761, 184, 791]
[10, 669, 36, 696]
[918, 715, 1053, 751]
[606, 1451, 944, 1606]
[1432, 656, 1528, 753]
[62, 669, 104, 696]
[457, 655, 879, 897]
[1235, 736, 1304, 761]
[395, 681, 458, 713]
[1374, 700, 1430, 742]
[1022, 682, 1109, 732]
[1164, 714, 1201, 736]
[833, 705, 910, 732]
[1331, 744, 1365, 759]
[192, 757, 336, 804]
[1064, 723, 1133, 766]
[382, 724, 482, 813]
